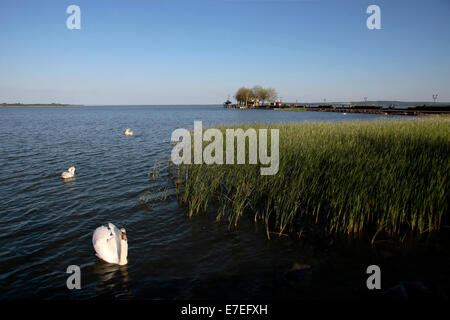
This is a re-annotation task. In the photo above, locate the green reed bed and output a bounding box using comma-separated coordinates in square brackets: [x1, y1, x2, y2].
[173, 118, 450, 241]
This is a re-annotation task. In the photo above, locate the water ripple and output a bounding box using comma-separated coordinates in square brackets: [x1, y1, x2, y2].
[0, 105, 407, 299]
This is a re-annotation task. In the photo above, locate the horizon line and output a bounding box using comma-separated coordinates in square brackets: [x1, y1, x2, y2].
[3, 100, 450, 106]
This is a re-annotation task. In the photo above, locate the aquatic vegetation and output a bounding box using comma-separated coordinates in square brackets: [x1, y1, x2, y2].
[281, 107, 307, 111]
[139, 161, 171, 209]
[172, 118, 450, 241]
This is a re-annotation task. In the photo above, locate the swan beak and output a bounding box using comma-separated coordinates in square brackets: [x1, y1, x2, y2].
[121, 233, 127, 241]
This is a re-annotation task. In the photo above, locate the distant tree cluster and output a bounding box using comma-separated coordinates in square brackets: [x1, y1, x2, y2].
[234, 86, 278, 106]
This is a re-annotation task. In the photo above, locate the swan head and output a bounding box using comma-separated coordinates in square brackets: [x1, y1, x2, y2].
[68, 167, 75, 174]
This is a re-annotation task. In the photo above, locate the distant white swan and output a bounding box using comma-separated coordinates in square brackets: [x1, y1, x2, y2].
[92, 223, 128, 265]
[343, 113, 347, 115]
[124, 128, 133, 136]
[61, 166, 75, 179]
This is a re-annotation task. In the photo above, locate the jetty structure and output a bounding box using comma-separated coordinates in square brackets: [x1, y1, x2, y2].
[299, 102, 450, 116]
[224, 98, 450, 115]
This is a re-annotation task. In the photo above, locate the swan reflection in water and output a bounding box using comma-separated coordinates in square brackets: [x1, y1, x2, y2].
[93, 260, 133, 299]
[62, 177, 76, 188]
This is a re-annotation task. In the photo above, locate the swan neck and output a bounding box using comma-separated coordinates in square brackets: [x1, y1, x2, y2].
[119, 240, 128, 265]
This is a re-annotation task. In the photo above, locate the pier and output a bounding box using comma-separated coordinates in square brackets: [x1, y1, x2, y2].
[225, 101, 450, 115]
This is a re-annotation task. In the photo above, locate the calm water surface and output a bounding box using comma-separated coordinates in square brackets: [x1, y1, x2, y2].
[0, 106, 423, 299]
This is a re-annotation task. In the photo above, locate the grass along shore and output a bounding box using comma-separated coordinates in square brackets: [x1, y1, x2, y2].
[173, 118, 449, 242]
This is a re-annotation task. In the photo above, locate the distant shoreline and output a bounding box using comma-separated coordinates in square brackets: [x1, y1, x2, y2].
[1, 103, 84, 107]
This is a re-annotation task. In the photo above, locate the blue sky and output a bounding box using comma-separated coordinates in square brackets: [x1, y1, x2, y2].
[0, 0, 449, 104]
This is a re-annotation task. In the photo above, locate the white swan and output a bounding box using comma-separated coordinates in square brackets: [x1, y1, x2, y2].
[61, 166, 75, 179]
[343, 113, 347, 115]
[124, 128, 133, 136]
[92, 223, 128, 265]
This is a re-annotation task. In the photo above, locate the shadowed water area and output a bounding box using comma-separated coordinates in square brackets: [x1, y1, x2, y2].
[0, 105, 448, 300]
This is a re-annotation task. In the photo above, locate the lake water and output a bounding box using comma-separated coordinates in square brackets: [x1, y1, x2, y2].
[1, 105, 438, 300]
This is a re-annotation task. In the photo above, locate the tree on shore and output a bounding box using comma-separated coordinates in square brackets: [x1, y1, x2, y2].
[252, 85, 267, 106]
[234, 86, 278, 107]
[234, 88, 244, 105]
[265, 87, 278, 104]
[235, 87, 254, 106]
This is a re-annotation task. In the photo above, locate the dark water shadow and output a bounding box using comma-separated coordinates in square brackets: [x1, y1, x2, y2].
[91, 260, 133, 299]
